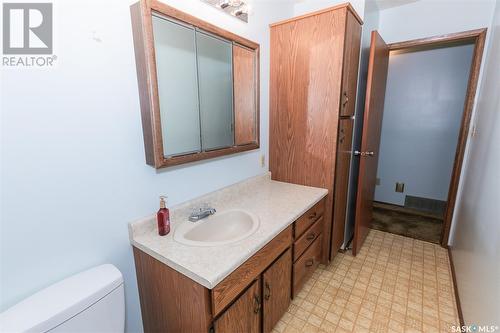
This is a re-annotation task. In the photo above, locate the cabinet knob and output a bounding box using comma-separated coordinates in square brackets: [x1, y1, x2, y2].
[305, 259, 314, 267]
[306, 233, 315, 241]
[342, 91, 349, 107]
[253, 294, 261, 314]
[308, 212, 317, 220]
[264, 281, 271, 300]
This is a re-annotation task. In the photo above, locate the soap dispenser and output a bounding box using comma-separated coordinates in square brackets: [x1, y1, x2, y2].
[157, 196, 170, 236]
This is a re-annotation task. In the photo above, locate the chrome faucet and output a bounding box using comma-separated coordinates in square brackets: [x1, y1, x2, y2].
[188, 205, 216, 222]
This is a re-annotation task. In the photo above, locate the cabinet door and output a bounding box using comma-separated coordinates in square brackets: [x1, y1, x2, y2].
[214, 279, 261, 333]
[340, 11, 361, 117]
[233, 44, 257, 145]
[263, 249, 292, 333]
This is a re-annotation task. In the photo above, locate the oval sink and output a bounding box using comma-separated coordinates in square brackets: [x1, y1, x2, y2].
[174, 210, 260, 247]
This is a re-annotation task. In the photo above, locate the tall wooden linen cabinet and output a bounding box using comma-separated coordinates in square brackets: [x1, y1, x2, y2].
[269, 4, 362, 262]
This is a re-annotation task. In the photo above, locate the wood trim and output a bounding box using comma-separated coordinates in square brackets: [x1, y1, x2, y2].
[388, 28, 486, 51]
[149, 0, 258, 49]
[159, 143, 259, 168]
[440, 28, 487, 247]
[380, 28, 487, 248]
[447, 247, 465, 326]
[131, 0, 260, 169]
[269, 2, 363, 27]
[131, 2, 162, 167]
[211, 226, 292, 317]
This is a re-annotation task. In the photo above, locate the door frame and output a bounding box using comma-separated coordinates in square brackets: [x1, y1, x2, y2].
[387, 28, 487, 247]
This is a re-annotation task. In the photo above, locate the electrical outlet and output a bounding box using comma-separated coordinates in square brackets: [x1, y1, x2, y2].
[395, 182, 405, 193]
[260, 154, 265, 168]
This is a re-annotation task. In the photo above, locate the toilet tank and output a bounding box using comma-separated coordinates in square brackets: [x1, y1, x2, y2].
[0, 264, 124, 333]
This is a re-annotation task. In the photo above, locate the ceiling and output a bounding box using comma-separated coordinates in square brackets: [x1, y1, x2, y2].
[373, 0, 422, 10]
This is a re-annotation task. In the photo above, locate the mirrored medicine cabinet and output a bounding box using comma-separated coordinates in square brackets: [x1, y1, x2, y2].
[131, 0, 260, 168]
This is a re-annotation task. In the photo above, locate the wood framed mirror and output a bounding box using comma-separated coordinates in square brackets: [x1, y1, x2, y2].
[131, 0, 260, 168]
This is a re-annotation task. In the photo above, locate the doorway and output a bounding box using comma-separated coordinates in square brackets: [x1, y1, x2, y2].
[352, 29, 487, 254]
[372, 41, 476, 244]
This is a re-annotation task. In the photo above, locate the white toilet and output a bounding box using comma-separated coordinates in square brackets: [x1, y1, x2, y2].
[0, 264, 125, 333]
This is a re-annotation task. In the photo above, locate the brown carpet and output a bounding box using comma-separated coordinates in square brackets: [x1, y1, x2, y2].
[370, 202, 444, 244]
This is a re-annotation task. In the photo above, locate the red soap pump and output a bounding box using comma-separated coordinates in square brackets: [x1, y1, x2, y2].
[157, 196, 170, 236]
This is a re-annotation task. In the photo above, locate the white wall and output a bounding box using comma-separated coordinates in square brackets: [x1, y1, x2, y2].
[378, 0, 495, 44]
[449, 0, 500, 326]
[0, 0, 293, 331]
[374, 44, 474, 205]
[294, 0, 365, 19]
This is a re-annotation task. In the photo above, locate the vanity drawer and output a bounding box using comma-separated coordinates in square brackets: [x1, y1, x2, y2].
[212, 225, 292, 317]
[294, 199, 325, 238]
[293, 216, 323, 262]
[293, 234, 322, 297]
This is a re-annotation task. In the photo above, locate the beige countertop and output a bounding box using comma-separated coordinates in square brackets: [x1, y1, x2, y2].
[128, 173, 328, 289]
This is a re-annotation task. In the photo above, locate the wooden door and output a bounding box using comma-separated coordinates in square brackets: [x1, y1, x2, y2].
[331, 118, 354, 257]
[263, 249, 292, 333]
[352, 31, 389, 256]
[214, 279, 261, 333]
[233, 44, 257, 145]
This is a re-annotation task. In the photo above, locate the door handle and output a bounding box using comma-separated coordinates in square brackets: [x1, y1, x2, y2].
[354, 150, 375, 157]
[264, 281, 271, 300]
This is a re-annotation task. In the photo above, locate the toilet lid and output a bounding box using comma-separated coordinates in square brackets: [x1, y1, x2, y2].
[0, 264, 123, 333]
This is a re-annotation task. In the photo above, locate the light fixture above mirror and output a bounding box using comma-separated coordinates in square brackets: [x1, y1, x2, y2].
[202, 0, 250, 22]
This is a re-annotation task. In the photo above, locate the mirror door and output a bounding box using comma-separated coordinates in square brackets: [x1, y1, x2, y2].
[196, 31, 234, 151]
[152, 15, 201, 157]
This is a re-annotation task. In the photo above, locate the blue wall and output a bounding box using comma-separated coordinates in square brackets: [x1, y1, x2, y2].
[374, 44, 474, 205]
[0, 0, 293, 331]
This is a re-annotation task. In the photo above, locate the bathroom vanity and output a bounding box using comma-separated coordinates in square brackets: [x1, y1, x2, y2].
[129, 174, 327, 332]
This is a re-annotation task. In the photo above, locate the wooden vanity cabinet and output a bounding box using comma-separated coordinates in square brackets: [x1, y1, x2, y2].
[132, 201, 327, 332]
[270, 4, 362, 262]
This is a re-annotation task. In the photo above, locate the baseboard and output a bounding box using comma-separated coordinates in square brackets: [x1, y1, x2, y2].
[373, 201, 444, 220]
[447, 247, 465, 326]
